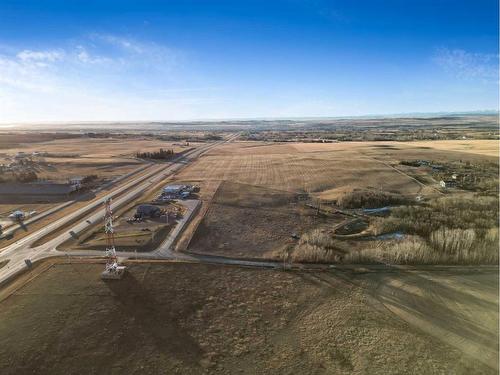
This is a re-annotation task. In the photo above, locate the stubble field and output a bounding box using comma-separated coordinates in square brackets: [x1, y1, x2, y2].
[180, 140, 498, 259]
[178, 140, 497, 200]
[1, 137, 198, 182]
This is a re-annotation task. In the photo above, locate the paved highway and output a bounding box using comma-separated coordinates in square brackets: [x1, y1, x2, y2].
[0, 163, 153, 238]
[0, 136, 236, 284]
[1, 131, 492, 286]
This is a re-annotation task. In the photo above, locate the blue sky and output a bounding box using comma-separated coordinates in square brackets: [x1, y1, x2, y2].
[0, 0, 498, 122]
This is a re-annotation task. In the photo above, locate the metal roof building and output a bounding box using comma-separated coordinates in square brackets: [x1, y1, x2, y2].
[163, 184, 185, 194]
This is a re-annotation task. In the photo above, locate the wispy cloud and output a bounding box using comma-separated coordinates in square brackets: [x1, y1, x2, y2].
[75, 45, 112, 65]
[0, 54, 59, 92]
[0, 34, 181, 94]
[17, 49, 64, 63]
[89, 33, 180, 69]
[433, 48, 499, 82]
[0, 34, 218, 122]
[0, 49, 66, 92]
[94, 34, 145, 53]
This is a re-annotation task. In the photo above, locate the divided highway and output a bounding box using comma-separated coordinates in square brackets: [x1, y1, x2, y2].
[0, 162, 153, 238]
[0, 136, 236, 285]
[2, 131, 490, 288]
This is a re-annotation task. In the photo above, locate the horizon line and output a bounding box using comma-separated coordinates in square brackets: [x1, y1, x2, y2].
[0, 109, 498, 126]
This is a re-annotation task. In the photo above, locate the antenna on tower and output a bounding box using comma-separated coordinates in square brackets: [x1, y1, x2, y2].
[101, 198, 126, 280]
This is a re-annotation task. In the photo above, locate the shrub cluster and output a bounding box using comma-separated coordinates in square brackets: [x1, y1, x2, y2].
[285, 195, 498, 265]
[375, 196, 498, 238]
[368, 195, 499, 264]
[338, 189, 410, 209]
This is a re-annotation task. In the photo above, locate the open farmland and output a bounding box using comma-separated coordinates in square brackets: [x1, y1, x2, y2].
[0, 261, 496, 374]
[179, 140, 498, 200]
[182, 139, 499, 261]
[177, 141, 426, 200]
[388, 139, 499, 157]
[0, 136, 198, 183]
[3, 136, 195, 158]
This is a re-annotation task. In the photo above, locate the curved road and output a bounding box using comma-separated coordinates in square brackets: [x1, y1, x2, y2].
[0, 136, 237, 285]
[0, 133, 495, 286]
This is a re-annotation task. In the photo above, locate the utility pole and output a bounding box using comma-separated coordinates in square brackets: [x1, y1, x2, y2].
[101, 198, 126, 280]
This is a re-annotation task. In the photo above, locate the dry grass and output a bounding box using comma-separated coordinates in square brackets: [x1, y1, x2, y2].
[0, 262, 495, 374]
[344, 229, 499, 265]
[177, 142, 423, 198]
[343, 236, 434, 264]
[291, 139, 499, 158]
[182, 141, 498, 264]
[289, 229, 349, 262]
[4, 137, 196, 158]
[187, 182, 340, 258]
[397, 139, 499, 157]
[178, 139, 498, 201]
[282, 224, 498, 265]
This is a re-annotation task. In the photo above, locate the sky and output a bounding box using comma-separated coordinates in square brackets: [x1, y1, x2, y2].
[0, 0, 498, 122]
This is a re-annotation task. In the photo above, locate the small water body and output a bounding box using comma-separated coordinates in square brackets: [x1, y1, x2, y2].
[375, 231, 404, 240]
[362, 206, 391, 215]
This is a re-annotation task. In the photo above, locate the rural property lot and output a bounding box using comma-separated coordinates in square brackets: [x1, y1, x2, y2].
[391, 140, 500, 157]
[0, 137, 197, 183]
[0, 262, 496, 374]
[178, 140, 498, 200]
[188, 181, 345, 258]
[178, 141, 425, 198]
[180, 139, 498, 259]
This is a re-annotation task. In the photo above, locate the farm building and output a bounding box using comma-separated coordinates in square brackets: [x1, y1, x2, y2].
[440, 180, 457, 189]
[163, 184, 186, 194]
[135, 204, 162, 218]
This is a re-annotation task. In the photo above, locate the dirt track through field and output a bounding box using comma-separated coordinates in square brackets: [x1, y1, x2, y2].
[0, 262, 496, 374]
[177, 145, 423, 198]
[367, 270, 499, 370]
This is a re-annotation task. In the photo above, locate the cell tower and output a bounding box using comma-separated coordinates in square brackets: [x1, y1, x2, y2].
[101, 198, 126, 280]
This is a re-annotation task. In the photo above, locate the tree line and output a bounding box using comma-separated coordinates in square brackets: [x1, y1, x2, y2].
[136, 148, 176, 160]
